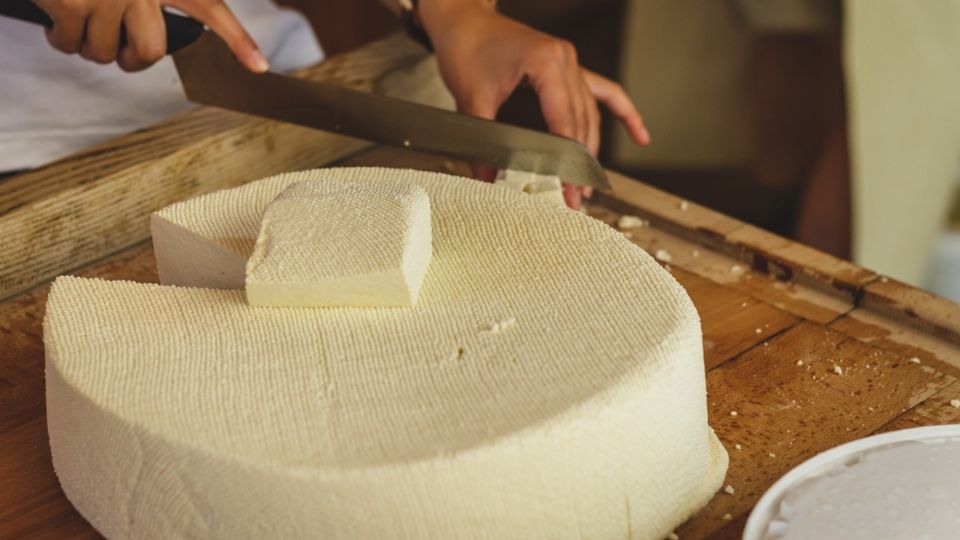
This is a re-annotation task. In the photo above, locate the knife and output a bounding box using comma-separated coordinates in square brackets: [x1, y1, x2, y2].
[1, 0, 609, 189]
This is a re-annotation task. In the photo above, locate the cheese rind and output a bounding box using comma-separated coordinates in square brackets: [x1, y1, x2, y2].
[50, 167, 728, 539]
[245, 180, 432, 308]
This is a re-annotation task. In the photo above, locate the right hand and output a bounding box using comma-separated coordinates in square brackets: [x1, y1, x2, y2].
[33, 0, 268, 72]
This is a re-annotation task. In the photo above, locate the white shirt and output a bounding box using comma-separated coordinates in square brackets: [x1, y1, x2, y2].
[0, 0, 323, 171]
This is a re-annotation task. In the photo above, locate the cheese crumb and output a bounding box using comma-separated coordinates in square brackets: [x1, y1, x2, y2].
[691, 249, 700, 258]
[655, 249, 673, 262]
[730, 265, 744, 274]
[950, 399, 960, 408]
[723, 513, 733, 521]
[768, 452, 776, 458]
[908, 357, 921, 364]
[730, 410, 738, 416]
[734, 444, 742, 450]
[833, 365, 844, 375]
[617, 215, 648, 229]
[494, 170, 565, 207]
[796, 360, 804, 367]
[484, 317, 518, 334]
[755, 328, 762, 334]
[679, 201, 689, 210]
[724, 484, 735, 495]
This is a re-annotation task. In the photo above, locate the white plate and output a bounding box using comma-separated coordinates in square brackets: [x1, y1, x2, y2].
[742, 424, 960, 540]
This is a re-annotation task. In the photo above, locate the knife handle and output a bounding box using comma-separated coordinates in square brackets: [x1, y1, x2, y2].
[0, 0, 204, 55]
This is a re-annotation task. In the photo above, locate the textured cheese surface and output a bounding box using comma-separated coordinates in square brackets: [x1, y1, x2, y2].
[245, 180, 432, 307]
[47, 167, 728, 539]
[494, 169, 566, 207]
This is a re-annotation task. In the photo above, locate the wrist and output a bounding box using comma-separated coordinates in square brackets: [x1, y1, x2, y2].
[418, 0, 497, 44]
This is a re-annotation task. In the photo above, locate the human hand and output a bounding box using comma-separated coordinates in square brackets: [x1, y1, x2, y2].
[33, 0, 268, 72]
[418, 0, 650, 209]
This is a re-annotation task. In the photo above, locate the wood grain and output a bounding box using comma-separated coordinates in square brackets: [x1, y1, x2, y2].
[670, 267, 800, 370]
[678, 322, 955, 538]
[0, 33, 448, 302]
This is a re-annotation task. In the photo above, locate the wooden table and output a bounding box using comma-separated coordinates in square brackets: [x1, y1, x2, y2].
[2, 36, 959, 540]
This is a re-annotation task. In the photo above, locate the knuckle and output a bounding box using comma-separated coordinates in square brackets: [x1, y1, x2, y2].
[560, 40, 578, 62]
[538, 39, 569, 63]
[85, 47, 115, 64]
[46, 27, 80, 53]
[56, 0, 85, 15]
[138, 41, 166, 63]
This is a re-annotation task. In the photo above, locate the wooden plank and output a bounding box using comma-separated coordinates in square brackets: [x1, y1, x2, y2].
[676, 322, 955, 538]
[588, 198, 854, 323]
[598, 171, 960, 375]
[879, 380, 960, 432]
[858, 276, 960, 347]
[829, 310, 960, 376]
[0, 33, 450, 302]
[0, 418, 99, 540]
[669, 267, 800, 370]
[0, 243, 156, 540]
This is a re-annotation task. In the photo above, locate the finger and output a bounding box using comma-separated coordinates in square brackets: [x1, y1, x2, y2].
[556, 45, 589, 147]
[582, 186, 594, 199]
[118, 1, 167, 72]
[455, 89, 499, 121]
[169, 0, 268, 72]
[582, 68, 650, 146]
[578, 73, 601, 156]
[563, 184, 582, 210]
[528, 61, 577, 141]
[80, 4, 125, 64]
[42, 6, 87, 54]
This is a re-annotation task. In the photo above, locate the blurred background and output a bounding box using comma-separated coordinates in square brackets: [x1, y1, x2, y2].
[281, 0, 960, 300]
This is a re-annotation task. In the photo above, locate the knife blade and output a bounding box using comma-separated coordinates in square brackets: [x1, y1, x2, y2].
[2, 0, 609, 189]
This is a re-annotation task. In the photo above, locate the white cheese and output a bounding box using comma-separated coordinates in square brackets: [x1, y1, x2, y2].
[494, 169, 566, 207]
[764, 439, 960, 539]
[245, 180, 432, 308]
[49, 167, 727, 540]
[618, 215, 649, 229]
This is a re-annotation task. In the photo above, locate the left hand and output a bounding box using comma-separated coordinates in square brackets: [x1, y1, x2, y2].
[418, 0, 650, 209]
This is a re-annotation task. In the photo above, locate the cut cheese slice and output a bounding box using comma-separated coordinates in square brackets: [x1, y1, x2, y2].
[245, 180, 432, 308]
[49, 167, 728, 539]
[494, 169, 566, 207]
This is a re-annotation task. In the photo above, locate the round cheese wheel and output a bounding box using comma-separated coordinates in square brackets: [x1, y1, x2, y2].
[44, 168, 727, 539]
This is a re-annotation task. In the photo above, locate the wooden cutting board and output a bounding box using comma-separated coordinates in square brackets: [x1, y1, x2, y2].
[2, 35, 959, 540]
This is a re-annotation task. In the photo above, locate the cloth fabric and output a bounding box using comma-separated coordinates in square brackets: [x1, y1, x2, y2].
[0, 0, 323, 171]
[845, 0, 960, 284]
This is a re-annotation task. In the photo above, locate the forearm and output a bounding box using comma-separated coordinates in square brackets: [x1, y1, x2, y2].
[419, 0, 497, 39]
[376, 0, 497, 38]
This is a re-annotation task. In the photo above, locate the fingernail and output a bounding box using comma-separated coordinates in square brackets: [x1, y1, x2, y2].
[251, 50, 270, 73]
[641, 127, 652, 144]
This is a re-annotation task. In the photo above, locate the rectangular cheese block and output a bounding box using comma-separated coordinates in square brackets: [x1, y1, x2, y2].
[245, 180, 432, 308]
